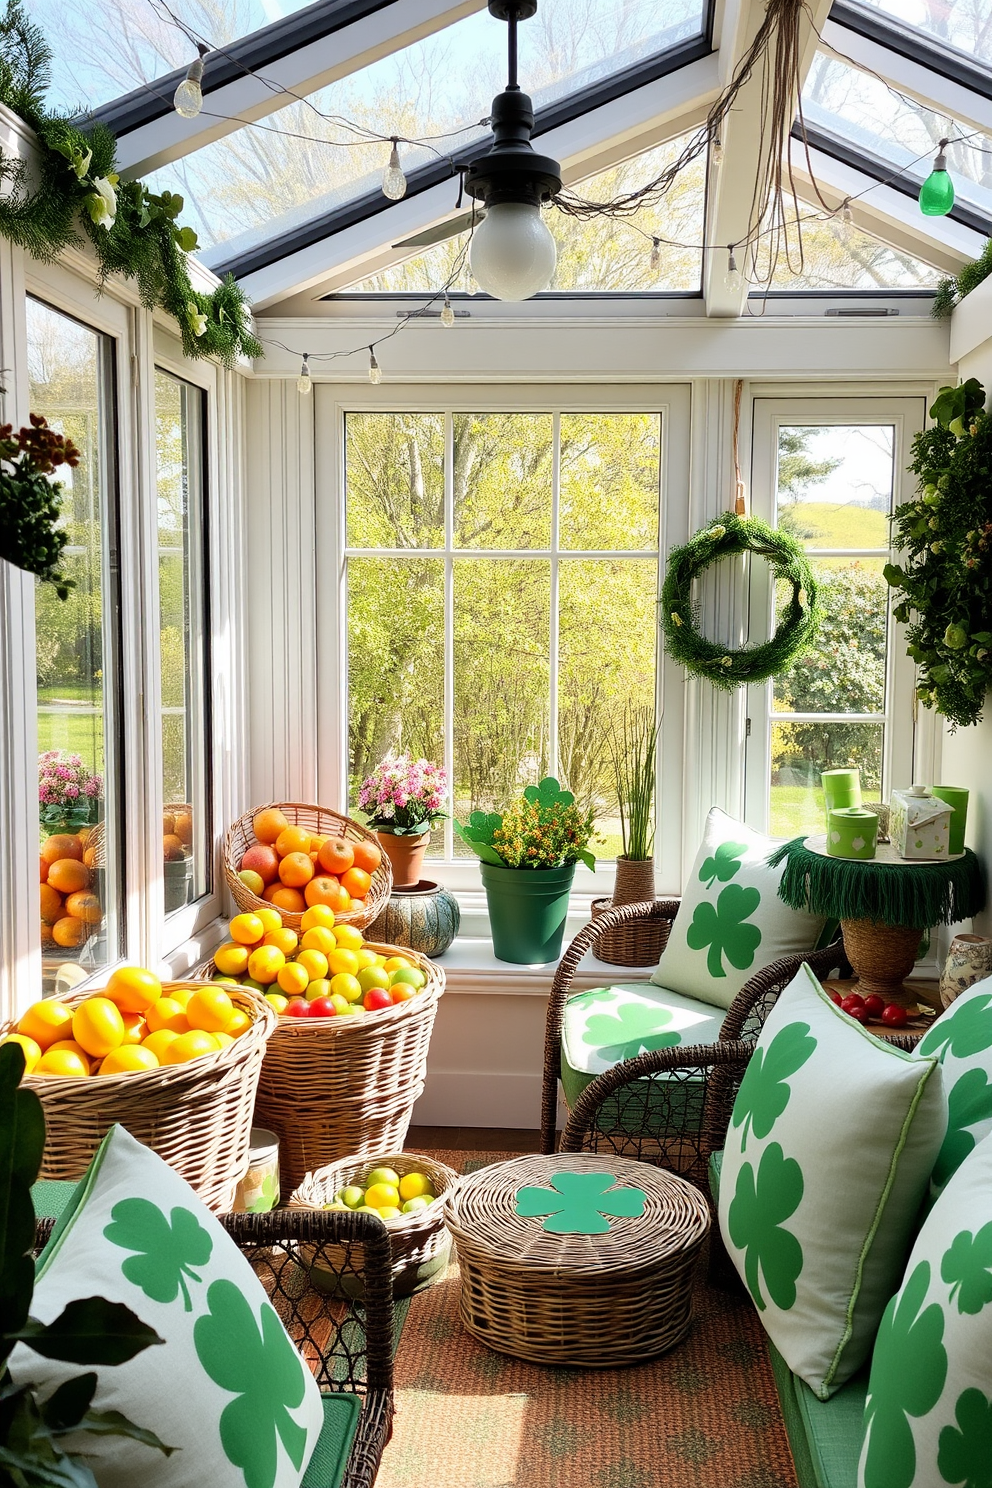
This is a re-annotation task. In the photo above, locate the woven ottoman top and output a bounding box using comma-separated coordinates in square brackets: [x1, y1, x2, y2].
[444, 1152, 710, 1278]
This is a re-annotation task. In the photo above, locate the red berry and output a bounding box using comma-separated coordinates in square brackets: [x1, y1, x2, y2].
[285, 998, 311, 1018]
[881, 1003, 909, 1028]
[827, 991, 843, 1006]
[863, 994, 886, 1019]
[307, 997, 337, 1018]
[363, 988, 392, 1012]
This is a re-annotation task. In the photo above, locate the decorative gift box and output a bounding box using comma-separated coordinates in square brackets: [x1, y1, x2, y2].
[889, 786, 952, 861]
[826, 806, 879, 860]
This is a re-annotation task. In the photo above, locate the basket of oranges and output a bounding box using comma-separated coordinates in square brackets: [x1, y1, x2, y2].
[224, 803, 392, 932]
[0, 968, 276, 1211]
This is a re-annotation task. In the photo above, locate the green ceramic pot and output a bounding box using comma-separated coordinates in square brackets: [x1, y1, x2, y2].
[480, 860, 576, 965]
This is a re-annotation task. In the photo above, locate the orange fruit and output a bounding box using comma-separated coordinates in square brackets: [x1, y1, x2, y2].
[305, 875, 345, 908]
[72, 997, 125, 1058]
[318, 838, 355, 876]
[18, 1000, 74, 1050]
[333, 924, 364, 952]
[213, 942, 250, 977]
[168, 986, 194, 1008]
[351, 840, 382, 875]
[276, 962, 309, 996]
[253, 808, 289, 844]
[98, 1045, 159, 1075]
[76, 827, 92, 847]
[164, 1030, 220, 1065]
[65, 891, 102, 924]
[82, 846, 98, 868]
[52, 917, 87, 948]
[263, 927, 299, 957]
[105, 966, 162, 1014]
[120, 1012, 147, 1045]
[324, 882, 352, 914]
[40, 883, 63, 923]
[229, 912, 265, 946]
[264, 885, 307, 914]
[247, 945, 286, 985]
[186, 987, 236, 1033]
[275, 826, 311, 858]
[163, 833, 185, 862]
[341, 867, 371, 899]
[279, 852, 314, 888]
[225, 1009, 252, 1038]
[301, 926, 336, 956]
[255, 906, 283, 934]
[142, 1029, 180, 1062]
[35, 1046, 90, 1078]
[174, 811, 193, 847]
[39, 854, 49, 883]
[40, 924, 56, 950]
[41, 834, 82, 866]
[1, 1033, 42, 1074]
[47, 859, 90, 895]
[163, 812, 176, 836]
[145, 998, 190, 1035]
[300, 904, 336, 933]
[309, 834, 328, 854]
[327, 948, 359, 977]
[295, 948, 329, 982]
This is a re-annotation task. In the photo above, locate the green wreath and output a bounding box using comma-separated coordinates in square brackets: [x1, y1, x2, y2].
[661, 512, 820, 691]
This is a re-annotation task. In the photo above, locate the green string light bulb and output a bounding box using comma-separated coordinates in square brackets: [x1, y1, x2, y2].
[920, 138, 955, 216]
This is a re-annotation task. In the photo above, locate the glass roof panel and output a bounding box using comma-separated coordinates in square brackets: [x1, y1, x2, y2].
[802, 52, 992, 226]
[336, 133, 705, 293]
[29, 0, 319, 113]
[850, 0, 992, 70]
[761, 215, 943, 289]
[141, 0, 707, 260]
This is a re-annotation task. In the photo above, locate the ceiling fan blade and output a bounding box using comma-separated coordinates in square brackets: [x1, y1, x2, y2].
[391, 208, 483, 250]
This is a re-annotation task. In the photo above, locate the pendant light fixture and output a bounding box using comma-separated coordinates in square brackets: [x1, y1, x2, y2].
[919, 139, 955, 217]
[464, 1, 562, 301]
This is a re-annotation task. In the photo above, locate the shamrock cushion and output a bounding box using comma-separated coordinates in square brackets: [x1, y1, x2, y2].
[718, 962, 945, 1400]
[912, 975, 992, 1194]
[10, 1124, 325, 1488]
[858, 1131, 992, 1488]
[650, 807, 827, 1011]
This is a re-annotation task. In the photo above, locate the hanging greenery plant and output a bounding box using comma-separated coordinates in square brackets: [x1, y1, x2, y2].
[0, 413, 77, 597]
[0, 0, 261, 367]
[885, 379, 992, 730]
[660, 512, 820, 691]
[932, 239, 992, 320]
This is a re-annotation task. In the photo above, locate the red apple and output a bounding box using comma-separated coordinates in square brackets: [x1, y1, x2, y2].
[285, 998, 311, 1018]
[363, 988, 393, 1012]
[881, 1003, 909, 1027]
[863, 994, 885, 1019]
[841, 994, 868, 1023]
[241, 843, 280, 885]
[308, 996, 338, 1018]
[827, 991, 843, 1006]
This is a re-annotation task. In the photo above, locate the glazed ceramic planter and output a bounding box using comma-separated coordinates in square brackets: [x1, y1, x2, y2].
[480, 860, 576, 965]
[375, 826, 430, 889]
[366, 880, 461, 957]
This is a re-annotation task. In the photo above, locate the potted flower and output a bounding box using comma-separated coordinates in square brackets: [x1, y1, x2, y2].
[39, 749, 103, 836]
[358, 753, 447, 888]
[593, 705, 663, 966]
[455, 778, 596, 964]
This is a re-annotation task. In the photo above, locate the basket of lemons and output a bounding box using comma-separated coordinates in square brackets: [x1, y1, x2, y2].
[0, 968, 276, 1211]
[289, 1152, 458, 1297]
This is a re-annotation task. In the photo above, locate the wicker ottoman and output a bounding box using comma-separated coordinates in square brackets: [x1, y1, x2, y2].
[444, 1152, 710, 1368]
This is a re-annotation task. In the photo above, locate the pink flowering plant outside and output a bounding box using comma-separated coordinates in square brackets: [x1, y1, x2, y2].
[39, 749, 103, 833]
[358, 753, 448, 836]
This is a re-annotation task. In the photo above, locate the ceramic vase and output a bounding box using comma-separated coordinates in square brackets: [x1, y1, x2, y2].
[375, 827, 430, 889]
[366, 880, 460, 957]
[940, 934, 992, 1008]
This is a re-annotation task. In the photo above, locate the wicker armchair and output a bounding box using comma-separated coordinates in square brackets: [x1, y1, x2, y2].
[35, 1208, 394, 1488]
[541, 897, 848, 1174]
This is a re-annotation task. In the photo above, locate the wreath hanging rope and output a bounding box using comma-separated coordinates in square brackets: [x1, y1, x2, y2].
[660, 512, 820, 690]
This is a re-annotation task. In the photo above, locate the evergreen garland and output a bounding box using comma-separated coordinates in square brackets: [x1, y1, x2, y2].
[932, 239, 992, 321]
[660, 511, 820, 691]
[0, 1, 261, 367]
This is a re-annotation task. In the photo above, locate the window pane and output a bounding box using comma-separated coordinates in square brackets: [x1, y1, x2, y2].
[558, 559, 657, 857]
[773, 561, 888, 715]
[347, 557, 444, 802]
[453, 559, 551, 849]
[776, 425, 894, 547]
[559, 414, 660, 550]
[29, 299, 119, 986]
[852, 1, 992, 71]
[764, 216, 943, 290]
[453, 416, 552, 549]
[155, 371, 210, 915]
[770, 722, 884, 837]
[346, 414, 444, 549]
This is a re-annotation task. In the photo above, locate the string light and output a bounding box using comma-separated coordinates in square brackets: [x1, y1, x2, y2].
[649, 237, 661, 273]
[174, 43, 208, 118]
[296, 354, 312, 395]
[440, 294, 456, 327]
[919, 138, 955, 217]
[841, 199, 854, 224]
[724, 244, 742, 293]
[711, 136, 725, 167]
[382, 138, 407, 201]
[368, 347, 382, 384]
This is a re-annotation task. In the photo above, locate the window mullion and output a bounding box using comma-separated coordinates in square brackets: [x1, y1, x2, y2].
[444, 411, 454, 862]
[549, 411, 560, 782]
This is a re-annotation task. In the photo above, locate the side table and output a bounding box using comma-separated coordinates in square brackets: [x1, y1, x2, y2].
[443, 1152, 710, 1368]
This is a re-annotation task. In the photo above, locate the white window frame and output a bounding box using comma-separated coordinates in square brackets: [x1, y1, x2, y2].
[315, 382, 692, 898]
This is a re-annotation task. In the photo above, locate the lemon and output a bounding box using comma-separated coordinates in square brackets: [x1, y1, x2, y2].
[17, 999, 74, 1051]
[145, 997, 189, 1035]
[229, 913, 265, 946]
[142, 1029, 180, 1061]
[377, 1206, 402, 1220]
[366, 1167, 400, 1189]
[164, 1030, 221, 1065]
[333, 924, 364, 953]
[226, 1010, 252, 1038]
[1, 1033, 42, 1074]
[364, 1181, 400, 1210]
[99, 1045, 159, 1075]
[247, 945, 285, 985]
[35, 1046, 90, 1078]
[300, 904, 336, 933]
[186, 987, 236, 1034]
[398, 1171, 433, 1202]
[401, 1197, 431, 1215]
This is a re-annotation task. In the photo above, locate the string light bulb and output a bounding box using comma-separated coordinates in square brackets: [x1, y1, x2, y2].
[297, 355, 312, 395]
[841, 199, 854, 224]
[711, 135, 725, 167]
[174, 44, 208, 119]
[649, 237, 661, 273]
[724, 244, 742, 293]
[382, 138, 407, 201]
[919, 139, 955, 216]
[440, 295, 456, 327]
[368, 347, 382, 384]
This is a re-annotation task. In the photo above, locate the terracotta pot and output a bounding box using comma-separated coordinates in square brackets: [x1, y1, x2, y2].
[376, 828, 430, 889]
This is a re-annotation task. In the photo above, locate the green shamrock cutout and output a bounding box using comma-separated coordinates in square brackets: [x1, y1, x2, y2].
[941, 1223, 992, 1315]
[514, 1171, 646, 1234]
[452, 812, 504, 865]
[699, 841, 747, 889]
[919, 992, 992, 1060]
[727, 1142, 804, 1312]
[194, 1279, 309, 1488]
[247, 1173, 280, 1214]
[933, 1069, 992, 1189]
[861, 1261, 947, 1488]
[523, 777, 574, 809]
[685, 883, 762, 978]
[104, 1198, 213, 1312]
[937, 1388, 992, 1488]
[582, 1002, 682, 1061]
[731, 1022, 817, 1151]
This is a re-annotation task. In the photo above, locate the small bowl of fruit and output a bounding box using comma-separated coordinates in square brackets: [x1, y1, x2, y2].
[289, 1151, 458, 1297]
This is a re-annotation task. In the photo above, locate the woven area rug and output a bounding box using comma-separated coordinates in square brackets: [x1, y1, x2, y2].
[375, 1151, 798, 1488]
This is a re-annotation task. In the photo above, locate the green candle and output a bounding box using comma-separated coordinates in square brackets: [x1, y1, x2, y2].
[826, 807, 878, 860]
[932, 786, 969, 855]
[821, 768, 862, 829]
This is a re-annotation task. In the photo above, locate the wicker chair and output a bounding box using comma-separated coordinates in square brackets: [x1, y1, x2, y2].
[35, 1208, 394, 1488]
[541, 898, 849, 1185]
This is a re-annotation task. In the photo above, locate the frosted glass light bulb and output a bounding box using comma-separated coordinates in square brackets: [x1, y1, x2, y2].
[174, 56, 205, 119]
[724, 247, 742, 293]
[712, 136, 725, 167]
[440, 296, 455, 327]
[297, 356, 312, 395]
[368, 348, 382, 384]
[468, 201, 557, 301]
[382, 140, 407, 201]
[841, 200, 854, 224]
[649, 238, 660, 273]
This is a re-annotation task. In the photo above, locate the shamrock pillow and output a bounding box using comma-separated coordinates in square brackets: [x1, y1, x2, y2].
[858, 1131, 992, 1488]
[651, 807, 826, 1011]
[718, 963, 945, 1399]
[912, 976, 992, 1194]
[10, 1124, 324, 1488]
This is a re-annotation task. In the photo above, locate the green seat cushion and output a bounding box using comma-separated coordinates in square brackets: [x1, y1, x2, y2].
[912, 976, 992, 1194]
[301, 1394, 361, 1488]
[31, 1178, 79, 1222]
[768, 1341, 867, 1488]
[709, 1148, 723, 1205]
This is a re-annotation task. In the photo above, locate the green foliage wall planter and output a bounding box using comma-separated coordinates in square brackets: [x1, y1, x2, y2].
[481, 860, 576, 965]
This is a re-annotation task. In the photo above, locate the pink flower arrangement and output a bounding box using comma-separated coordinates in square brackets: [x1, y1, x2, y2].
[38, 750, 102, 809]
[358, 753, 447, 834]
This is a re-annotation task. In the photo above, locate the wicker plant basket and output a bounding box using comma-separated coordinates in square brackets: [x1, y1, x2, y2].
[224, 801, 392, 931]
[289, 1150, 458, 1297]
[592, 859, 669, 967]
[4, 983, 276, 1211]
[250, 944, 444, 1191]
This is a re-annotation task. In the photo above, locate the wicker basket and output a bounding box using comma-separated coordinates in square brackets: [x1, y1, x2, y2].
[591, 898, 670, 967]
[250, 943, 444, 1191]
[224, 802, 392, 932]
[289, 1151, 458, 1297]
[85, 803, 192, 871]
[4, 983, 276, 1211]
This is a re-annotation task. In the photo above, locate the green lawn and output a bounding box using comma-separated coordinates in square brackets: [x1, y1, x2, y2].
[769, 785, 827, 838]
[797, 502, 889, 550]
[37, 711, 104, 774]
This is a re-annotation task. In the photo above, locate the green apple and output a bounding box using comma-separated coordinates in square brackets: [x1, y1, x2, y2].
[401, 1196, 430, 1215]
[338, 1186, 365, 1209]
[239, 869, 265, 895]
[366, 1167, 400, 1189]
[330, 992, 351, 1014]
[388, 966, 426, 990]
[357, 965, 390, 994]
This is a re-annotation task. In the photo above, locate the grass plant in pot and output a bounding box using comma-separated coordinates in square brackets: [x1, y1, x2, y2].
[594, 706, 663, 967]
[455, 778, 596, 964]
[358, 754, 447, 889]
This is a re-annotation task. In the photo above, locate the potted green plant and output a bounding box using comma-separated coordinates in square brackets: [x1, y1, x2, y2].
[0, 415, 78, 600]
[455, 778, 596, 964]
[358, 753, 447, 888]
[592, 706, 663, 967]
